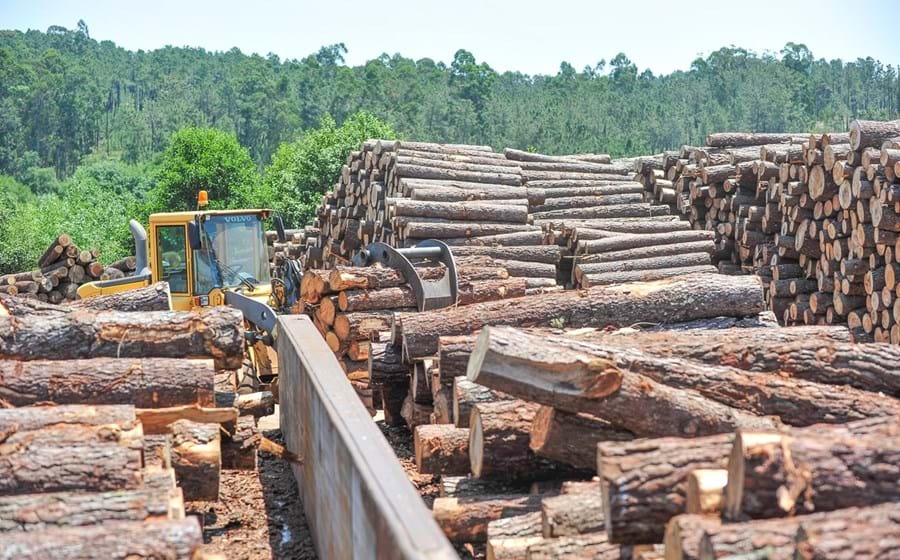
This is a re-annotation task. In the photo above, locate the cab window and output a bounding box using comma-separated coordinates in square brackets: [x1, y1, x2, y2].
[156, 225, 188, 293]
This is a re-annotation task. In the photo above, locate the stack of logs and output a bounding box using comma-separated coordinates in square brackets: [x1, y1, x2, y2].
[0, 233, 137, 302]
[633, 120, 900, 341]
[387, 272, 899, 557]
[307, 139, 684, 287]
[265, 226, 318, 277]
[0, 283, 273, 558]
[299, 256, 537, 415]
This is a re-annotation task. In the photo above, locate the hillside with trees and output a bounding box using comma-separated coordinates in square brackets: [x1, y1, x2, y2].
[0, 21, 897, 273]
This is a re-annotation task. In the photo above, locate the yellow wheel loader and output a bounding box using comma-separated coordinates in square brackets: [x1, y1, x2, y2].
[77, 192, 301, 394]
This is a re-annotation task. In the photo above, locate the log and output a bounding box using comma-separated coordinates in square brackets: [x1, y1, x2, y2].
[470, 399, 575, 480]
[0, 404, 136, 431]
[339, 286, 416, 311]
[531, 203, 670, 221]
[492, 260, 556, 278]
[453, 377, 512, 429]
[334, 311, 392, 341]
[414, 424, 470, 476]
[432, 494, 542, 543]
[575, 241, 716, 265]
[215, 390, 275, 418]
[0, 518, 204, 559]
[0, 307, 244, 369]
[168, 420, 221, 502]
[0, 358, 215, 407]
[221, 415, 259, 471]
[135, 406, 237, 435]
[575, 253, 712, 276]
[541, 490, 605, 537]
[529, 406, 633, 470]
[380, 381, 408, 427]
[37, 234, 72, 268]
[698, 503, 900, 560]
[69, 282, 171, 312]
[397, 273, 764, 360]
[0, 422, 143, 495]
[577, 230, 715, 255]
[439, 335, 478, 382]
[663, 514, 722, 560]
[530, 193, 645, 212]
[391, 199, 528, 223]
[486, 512, 543, 560]
[328, 263, 507, 292]
[0, 486, 183, 532]
[401, 395, 432, 429]
[792, 502, 900, 560]
[685, 469, 728, 515]
[469, 327, 779, 438]
[706, 132, 806, 148]
[441, 231, 547, 247]
[725, 424, 900, 520]
[849, 119, 900, 150]
[408, 184, 530, 203]
[444, 245, 563, 265]
[597, 434, 733, 544]
[368, 342, 409, 384]
[576, 327, 897, 396]
[393, 163, 522, 186]
[440, 476, 530, 498]
[525, 533, 622, 560]
[402, 222, 538, 239]
[581, 265, 719, 287]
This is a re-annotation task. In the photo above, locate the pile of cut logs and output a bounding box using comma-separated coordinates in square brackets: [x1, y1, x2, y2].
[265, 226, 317, 276]
[372, 272, 899, 557]
[634, 119, 900, 340]
[306, 140, 699, 287]
[0, 283, 273, 558]
[0, 233, 137, 302]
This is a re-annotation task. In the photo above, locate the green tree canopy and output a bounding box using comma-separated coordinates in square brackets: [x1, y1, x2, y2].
[147, 127, 259, 213]
[264, 111, 395, 227]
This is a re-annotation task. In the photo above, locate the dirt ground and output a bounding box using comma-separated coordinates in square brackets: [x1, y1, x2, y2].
[188, 428, 318, 560]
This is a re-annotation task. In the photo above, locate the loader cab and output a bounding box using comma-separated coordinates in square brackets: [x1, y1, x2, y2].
[149, 209, 272, 311]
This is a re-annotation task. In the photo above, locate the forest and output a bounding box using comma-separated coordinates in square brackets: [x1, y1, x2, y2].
[0, 21, 898, 273]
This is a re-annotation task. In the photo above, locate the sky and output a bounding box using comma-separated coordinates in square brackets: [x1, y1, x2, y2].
[1, 0, 897, 76]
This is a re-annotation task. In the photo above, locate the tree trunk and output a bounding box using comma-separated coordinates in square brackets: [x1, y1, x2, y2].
[849, 119, 900, 150]
[0, 404, 136, 431]
[706, 132, 805, 148]
[393, 163, 522, 186]
[408, 184, 530, 203]
[391, 199, 528, 223]
[524, 533, 622, 560]
[368, 342, 408, 384]
[469, 400, 589, 481]
[0, 486, 183, 532]
[575, 240, 716, 265]
[338, 286, 416, 311]
[396, 273, 764, 360]
[457, 278, 528, 305]
[432, 494, 542, 543]
[530, 193, 645, 213]
[439, 476, 530, 498]
[577, 230, 716, 255]
[334, 311, 392, 341]
[576, 327, 896, 396]
[597, 434, 733, 544]
[725, 426, 900, 520]
[414, 424, 469, 476]
[402, 222, 538, 239]
[438, 335, 478, 383]
[576, 252, 711, 276]
[453, 377, 512, 429]
[486, 512, 543, 560]
[792, 502, 900, 560]
[541, 490, 606, 537]
[531, 203, 670, 221]
[395, 155, 520, 174]
[581, 265, 718, 287]
[37, 234, 72, 268]
[0, 307, 244, 369]
[0, 358, 215, 407]
[168, 420, 221, 502]
[469, 327, 779, 438]
[0, 423, 143, 496]
[534, 183, 645, 199]
[70, 282, 171, 312]
[441, 230, 547, 247]
[444, 245, 563, 265]
[492, 259, 557, 278]
[327, 263, 509, 292]
[0, 518, 204, 559]
[215, 391, 275, 418]
[663, 514, 722, 560]
[529, 406, 633, 471]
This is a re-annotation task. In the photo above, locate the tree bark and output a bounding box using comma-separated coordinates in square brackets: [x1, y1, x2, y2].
[338, 286, 416, 311]
[453, 377, 512, 429]
[400, 395, 432, 429]
[0, 518, 204, 559]
[393, 163, 522, 186]
[380, 381, 408, 427]
[849, 119, 900, 150]
[597, 434, 733, 544]
[792, 502, 900, 560]
[576, 252, 712, 276]
[530, 193, 644, 213]
[532, 183, 645, 199]
[395, 155, 520, 174]
[408, 184, 530, 203]
[328, 263, 508, 292]
[441, 230, 547, 247]
[0, 307, 244, 369]
[541, 490, 606, 537]
[469, 327, 779, 438]
[575, 240, 716, 264]
[469, 399, 590, 481]
[0, 486, 183, 532]
[221, 415, 259, 471]
[576, 327, 897, 396]
[581, 265, 718, 287]
[0, 358, 215, 407]
[444, 245, 563, 265]
[391, 199, 528, 223]
[168, 420, 221, 502]
[531, 203, 670, 221]
[414, 424, 470, 476]
[486, 512, 543, 560]
[402, 222, 538, 239]
[0, 423, 143, 496]
[529, 406, 633, 470]
[0, 404, 136, 431]
[577, 230, 716, 255]
[70, 282, 171, 312]
[439, 335, 478, 383]
[705, 132, 806, 148]
[215, 390, 275, 418]
[37, 234, 72, 268]
[663, 513, 722, 560]
[368, 342, 408, 384]
[396, 273, 764, 360]
[432, 494, 542, 543]
[524, 533, 622, 560]
[334, 311, 392, 341]
[725, 425, 900, 520]
[439, 476, 530, 498]
[491, 260, 557, 278]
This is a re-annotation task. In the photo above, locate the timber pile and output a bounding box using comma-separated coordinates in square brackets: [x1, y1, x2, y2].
[0, 403, 217, 558]
[301, 256, 530, 416]
[454, 324, 900, 557]
[0, 286, 266, 510]
[265, 226, 318, 276]
[633, 120, 900, 339]
[306, 140, 695, 287]
[0, 233, 137, 302]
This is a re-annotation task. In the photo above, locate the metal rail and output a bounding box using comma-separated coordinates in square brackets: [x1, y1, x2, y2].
[277, 315, 457, 560]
